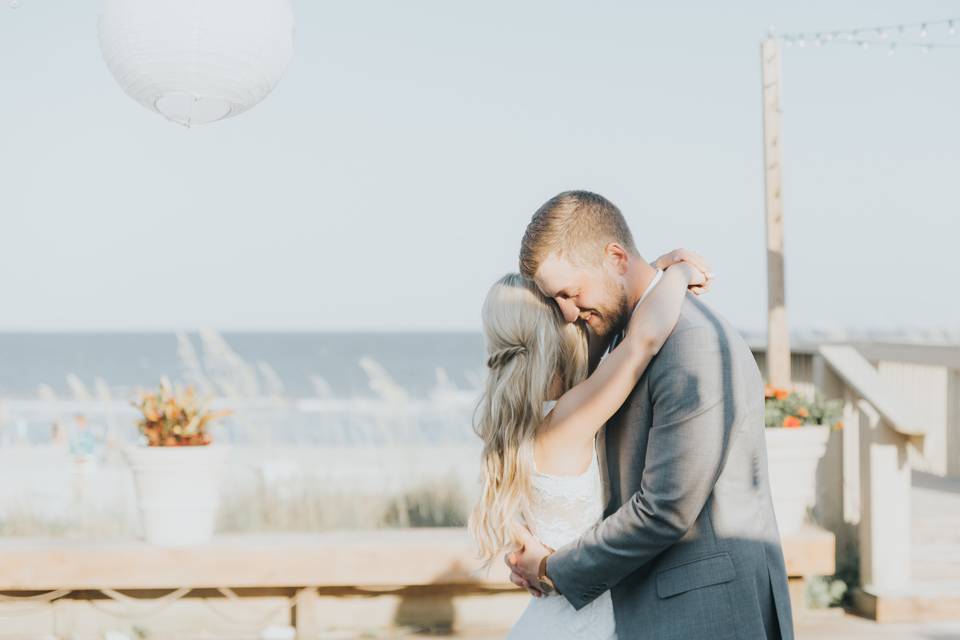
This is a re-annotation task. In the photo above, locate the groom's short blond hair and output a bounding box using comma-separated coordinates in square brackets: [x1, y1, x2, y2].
[519, 190, 638, 279]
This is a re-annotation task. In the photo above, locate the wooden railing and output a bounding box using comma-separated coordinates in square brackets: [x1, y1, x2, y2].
[859, 344, 960, 477]
[814, 345, 922, 604]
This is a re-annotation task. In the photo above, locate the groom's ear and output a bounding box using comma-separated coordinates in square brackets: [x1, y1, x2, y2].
[603, 242, 630, 275]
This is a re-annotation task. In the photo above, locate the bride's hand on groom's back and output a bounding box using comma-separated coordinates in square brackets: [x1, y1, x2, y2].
[651, 248, 714, 295]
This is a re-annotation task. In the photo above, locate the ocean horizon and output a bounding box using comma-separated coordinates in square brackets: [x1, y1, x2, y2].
[0, 330, 486, 399]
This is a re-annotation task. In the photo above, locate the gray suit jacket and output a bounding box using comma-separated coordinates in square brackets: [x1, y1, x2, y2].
[548, 295, 794, 640]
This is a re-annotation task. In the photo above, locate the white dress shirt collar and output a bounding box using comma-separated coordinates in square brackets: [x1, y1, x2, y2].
[603, 268, 664, 358]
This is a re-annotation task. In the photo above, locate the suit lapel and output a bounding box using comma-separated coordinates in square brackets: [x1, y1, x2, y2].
[596, 423, 613, 515]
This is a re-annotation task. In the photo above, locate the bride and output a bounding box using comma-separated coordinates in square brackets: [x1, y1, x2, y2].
[468, 249, 711, 639]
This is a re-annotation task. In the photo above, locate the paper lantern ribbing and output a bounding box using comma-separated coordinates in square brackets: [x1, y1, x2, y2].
[98, 0, 294, 127]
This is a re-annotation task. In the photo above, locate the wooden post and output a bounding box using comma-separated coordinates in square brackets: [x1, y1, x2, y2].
[761, 37, 792, 388]
[949, 368, 960, 476]
[856, 399, 911, 593]
[293, 587, 321, 635]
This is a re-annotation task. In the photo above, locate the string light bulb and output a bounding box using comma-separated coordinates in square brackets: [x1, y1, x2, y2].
[920, 23, 928, 38]
[888, 43, 896, 56]
[949, 20, 956, 36]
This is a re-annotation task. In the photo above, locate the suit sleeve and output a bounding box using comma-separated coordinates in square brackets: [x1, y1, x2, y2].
[547, 324, 735, 610]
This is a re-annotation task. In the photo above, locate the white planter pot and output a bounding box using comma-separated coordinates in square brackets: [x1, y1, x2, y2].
[764, 425, 830, 533]
[124, 443, 227, 546]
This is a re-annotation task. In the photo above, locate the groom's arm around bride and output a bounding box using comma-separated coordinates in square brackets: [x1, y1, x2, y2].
[549, 319, 737, 597]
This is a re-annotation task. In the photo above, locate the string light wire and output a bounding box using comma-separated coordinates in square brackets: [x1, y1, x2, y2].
[778, 17, 960, 52]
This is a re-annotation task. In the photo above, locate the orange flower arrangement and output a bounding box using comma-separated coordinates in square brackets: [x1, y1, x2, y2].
[765, 385, 791, 401]
[764, 386, 842, 429]
[133, 380, 231, 446]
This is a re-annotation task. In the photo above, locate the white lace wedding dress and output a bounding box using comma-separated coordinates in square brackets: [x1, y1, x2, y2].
[507, 402, 618, 639]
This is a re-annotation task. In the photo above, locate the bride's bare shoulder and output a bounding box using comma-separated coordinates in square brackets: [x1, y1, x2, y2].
[534, 413, 595, 476]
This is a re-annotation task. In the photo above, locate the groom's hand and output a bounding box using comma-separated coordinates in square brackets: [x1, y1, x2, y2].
[505, 552, 543, 597]
[504, 526, 550, 598]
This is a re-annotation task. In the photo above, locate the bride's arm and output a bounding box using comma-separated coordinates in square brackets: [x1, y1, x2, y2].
[542, 262, 705, 444]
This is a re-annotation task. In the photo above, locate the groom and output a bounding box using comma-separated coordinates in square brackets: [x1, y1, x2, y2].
[506, 191, 794, 639]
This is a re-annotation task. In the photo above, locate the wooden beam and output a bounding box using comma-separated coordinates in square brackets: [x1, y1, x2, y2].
[0, 529, 833, 591]
[0, 530, 504, 591]
[761, 37, 791, 388]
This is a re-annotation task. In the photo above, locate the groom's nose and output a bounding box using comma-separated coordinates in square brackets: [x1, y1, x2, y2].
[555, 298, 580, 324]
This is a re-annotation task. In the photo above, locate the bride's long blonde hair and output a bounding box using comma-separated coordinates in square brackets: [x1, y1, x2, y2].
[468, 273, 589, 568]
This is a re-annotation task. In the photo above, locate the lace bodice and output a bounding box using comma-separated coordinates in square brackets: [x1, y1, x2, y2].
[527, 439, 605, 551]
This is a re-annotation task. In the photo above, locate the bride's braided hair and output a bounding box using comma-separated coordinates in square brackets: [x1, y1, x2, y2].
[486, 345, 527, 370]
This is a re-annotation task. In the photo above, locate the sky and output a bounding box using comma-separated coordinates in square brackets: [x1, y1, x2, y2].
[1, 1, 958, 333]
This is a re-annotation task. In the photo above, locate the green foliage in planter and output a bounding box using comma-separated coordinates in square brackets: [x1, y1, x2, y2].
[806, 575, 848, 608]
[807, 537, 860, 609]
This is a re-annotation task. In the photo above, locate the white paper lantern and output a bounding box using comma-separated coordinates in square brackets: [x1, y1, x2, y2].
[98, 0, 294, 127]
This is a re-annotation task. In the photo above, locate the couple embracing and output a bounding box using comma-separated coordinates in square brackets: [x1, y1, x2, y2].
[468, 190, 794, 639]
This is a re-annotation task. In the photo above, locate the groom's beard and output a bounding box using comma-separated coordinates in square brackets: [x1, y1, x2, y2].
[584, 282, 631, 338]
